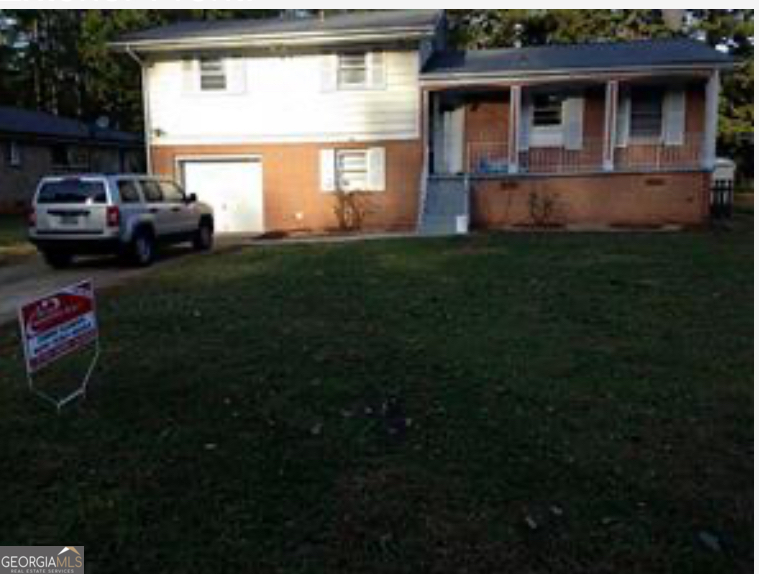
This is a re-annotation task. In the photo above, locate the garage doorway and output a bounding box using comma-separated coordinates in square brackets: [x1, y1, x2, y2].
[180, 158, 264, 234]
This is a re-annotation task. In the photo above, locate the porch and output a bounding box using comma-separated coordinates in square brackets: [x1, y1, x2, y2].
[425, 74, 719, 178]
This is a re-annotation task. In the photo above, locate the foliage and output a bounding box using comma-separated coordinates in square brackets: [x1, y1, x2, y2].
[333, 190, 375, 232]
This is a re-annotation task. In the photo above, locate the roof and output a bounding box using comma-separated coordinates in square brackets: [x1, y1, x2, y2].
[422, 39, 734, 79]
[113, 10, 442, 51]
[0, 106, 142, 146]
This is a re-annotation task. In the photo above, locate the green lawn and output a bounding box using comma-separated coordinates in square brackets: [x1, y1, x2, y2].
[0, 219, 753, 573]
[0, 214, 34, 265]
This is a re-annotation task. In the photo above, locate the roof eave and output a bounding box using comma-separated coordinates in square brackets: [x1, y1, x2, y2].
[110, 26, 436, 53]
[420, 61, 736, 85]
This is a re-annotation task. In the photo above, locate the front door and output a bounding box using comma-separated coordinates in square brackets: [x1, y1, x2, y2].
[434, 107, 466, 175]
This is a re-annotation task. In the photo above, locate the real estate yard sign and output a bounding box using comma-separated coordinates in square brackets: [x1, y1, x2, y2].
[18, 280, 100, 410]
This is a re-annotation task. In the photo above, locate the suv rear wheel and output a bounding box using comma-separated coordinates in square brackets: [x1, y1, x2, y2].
[193, 220, 214, 251]
[42, 250, 73, 269]
[130, 230, 155, 267]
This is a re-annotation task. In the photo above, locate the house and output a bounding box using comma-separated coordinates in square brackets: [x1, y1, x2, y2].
[0, 106, 144, 213]
[111, 10, 733, 235]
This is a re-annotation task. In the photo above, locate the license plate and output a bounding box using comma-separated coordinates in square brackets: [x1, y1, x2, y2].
[59, 215, 79, 225]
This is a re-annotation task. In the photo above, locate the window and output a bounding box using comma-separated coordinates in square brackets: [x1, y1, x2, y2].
[118, 180, 142, 204]
[199, 58, 227, 92]
[140, 180, 164, 203]
[6, 141, 21, 167]
[159, 181, 185, 204]
[338, 53, 368, 89]
[37, 179, 107, 204]
[532, 94, 564, 128]
[630, 88, 664, 140]
[336, 150, 368, 191]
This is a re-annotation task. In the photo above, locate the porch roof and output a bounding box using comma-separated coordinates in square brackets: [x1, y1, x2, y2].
[422, 39, 734, 81]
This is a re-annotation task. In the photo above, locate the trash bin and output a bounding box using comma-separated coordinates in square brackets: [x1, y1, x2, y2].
[711, 158, 736, 219]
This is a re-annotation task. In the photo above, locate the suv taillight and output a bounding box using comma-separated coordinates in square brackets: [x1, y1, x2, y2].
[107, 206, 121, 228]
[27, 209, 36, 228]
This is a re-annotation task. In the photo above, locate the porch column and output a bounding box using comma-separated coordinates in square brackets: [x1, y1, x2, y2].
[702, 70, 720, 171]
[508, 85, 522, 174]
[603, 80, 619, 171]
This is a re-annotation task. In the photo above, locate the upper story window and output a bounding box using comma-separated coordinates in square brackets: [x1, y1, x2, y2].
[338, 53, 368, 89]
[630, 88, 664, 140]
[199, 58, 227, 91]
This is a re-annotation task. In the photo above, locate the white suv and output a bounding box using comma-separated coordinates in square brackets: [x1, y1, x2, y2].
[29, 174, 214, 268]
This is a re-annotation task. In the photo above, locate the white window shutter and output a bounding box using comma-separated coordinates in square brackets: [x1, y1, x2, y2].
[320, 55, 338, 93]
[663, 88, 686, 146]
[225, 58, 247, 94]
[518, 98, 531, 152]
[369, 52, 386, 90]
[182, 58, 197, 94]
[562, 96, 585, 151]
[616, 94, 631, 148]
[367, 148, 386, 191]
[320, 149, 336, 192]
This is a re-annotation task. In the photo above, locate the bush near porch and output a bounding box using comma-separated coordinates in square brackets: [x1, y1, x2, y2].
[0, 218, 752, 573]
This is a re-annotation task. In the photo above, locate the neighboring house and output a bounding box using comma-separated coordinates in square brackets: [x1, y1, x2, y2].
[112, 10, 733, 235]
[0, 107, 144, 213]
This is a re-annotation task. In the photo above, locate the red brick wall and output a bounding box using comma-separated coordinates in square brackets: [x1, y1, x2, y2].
[471, 171, 711, 228]
[151, 140, 424, 233]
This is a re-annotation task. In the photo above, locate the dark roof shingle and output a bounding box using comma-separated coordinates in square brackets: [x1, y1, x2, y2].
[0, 106, 142, 145]
[117, 10, 441, 45]
[423, 39, 733, 78]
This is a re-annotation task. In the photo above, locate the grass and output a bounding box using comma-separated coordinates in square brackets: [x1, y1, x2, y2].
[0, 218, 753, 573]
[0, 214, 34, 265]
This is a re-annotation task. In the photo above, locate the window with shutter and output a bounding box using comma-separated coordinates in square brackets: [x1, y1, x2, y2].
[530, 93, 565, 147]
[338, 54, 368, 89]
[199, 58, 227, 92]
[629, 88, 665, 141]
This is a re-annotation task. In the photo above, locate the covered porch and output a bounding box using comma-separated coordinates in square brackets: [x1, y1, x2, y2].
[423, 72, 719, 178]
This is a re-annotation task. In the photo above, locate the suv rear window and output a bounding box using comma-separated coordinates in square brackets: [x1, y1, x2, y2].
[37, 179, 107, 204]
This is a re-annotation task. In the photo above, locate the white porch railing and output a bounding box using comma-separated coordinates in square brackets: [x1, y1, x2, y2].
[467, 135, 704, 176]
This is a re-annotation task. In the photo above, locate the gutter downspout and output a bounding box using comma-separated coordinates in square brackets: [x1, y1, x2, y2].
[126, 46, 152, 174]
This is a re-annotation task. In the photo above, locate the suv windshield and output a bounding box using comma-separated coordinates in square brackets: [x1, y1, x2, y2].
[37, 179, 107, 204]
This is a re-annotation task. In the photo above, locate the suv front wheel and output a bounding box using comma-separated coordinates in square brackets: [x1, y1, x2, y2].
[130, 230, 155, 267]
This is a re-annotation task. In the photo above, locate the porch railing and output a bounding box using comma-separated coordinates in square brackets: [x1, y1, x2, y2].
[467, 134, 704, 176]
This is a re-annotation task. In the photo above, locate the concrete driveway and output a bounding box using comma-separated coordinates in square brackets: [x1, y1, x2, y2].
[0, 239, 246, 325]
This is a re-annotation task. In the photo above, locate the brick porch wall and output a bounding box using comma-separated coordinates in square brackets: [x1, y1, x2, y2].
[471, 171, 711, 228]
[151, 140, 424, 233]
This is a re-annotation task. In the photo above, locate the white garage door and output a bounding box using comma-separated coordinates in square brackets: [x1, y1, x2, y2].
[182, 159, 264, 234]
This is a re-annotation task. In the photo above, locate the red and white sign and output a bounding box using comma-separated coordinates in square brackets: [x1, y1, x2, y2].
[19, 280, 98, 374]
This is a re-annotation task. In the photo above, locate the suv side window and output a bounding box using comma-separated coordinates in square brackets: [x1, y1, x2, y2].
[160, 181, 185, 204]
[141, 180, 163, 203]
[118, 180, 142, 204]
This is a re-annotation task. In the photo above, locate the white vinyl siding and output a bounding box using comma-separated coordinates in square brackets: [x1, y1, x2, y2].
[149, 51, 418, 145]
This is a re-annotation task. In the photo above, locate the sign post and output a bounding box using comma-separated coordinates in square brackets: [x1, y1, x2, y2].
[18, 280, 100, 411]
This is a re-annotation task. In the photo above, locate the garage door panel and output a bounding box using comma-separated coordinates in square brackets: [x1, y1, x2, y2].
[182, 160, 264, 234]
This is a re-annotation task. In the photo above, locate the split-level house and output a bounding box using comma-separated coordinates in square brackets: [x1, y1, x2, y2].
[112, 10, 733, 234]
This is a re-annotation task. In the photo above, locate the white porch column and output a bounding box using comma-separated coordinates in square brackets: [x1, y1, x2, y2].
[603, 80, 619, 171]
[508, 85, 522, 174]
[702, 70, 721, 171]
